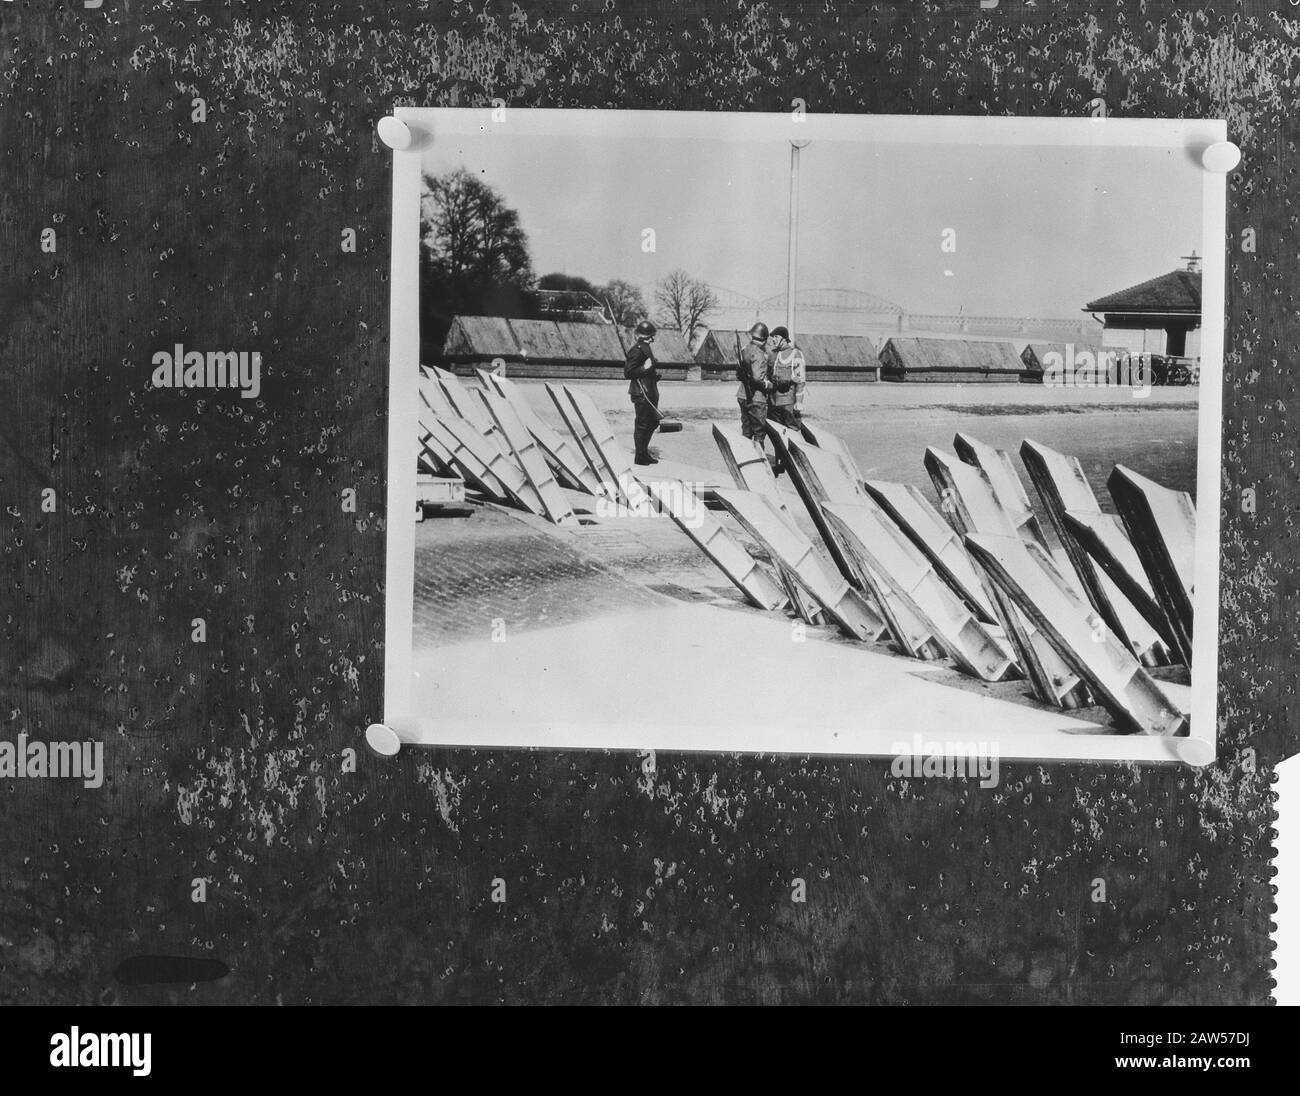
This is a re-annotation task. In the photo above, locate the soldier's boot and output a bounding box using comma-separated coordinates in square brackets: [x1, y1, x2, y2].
[633, 427, 658, 465]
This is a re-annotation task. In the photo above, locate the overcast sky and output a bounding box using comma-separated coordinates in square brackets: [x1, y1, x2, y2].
[421, 128, 1202, 319]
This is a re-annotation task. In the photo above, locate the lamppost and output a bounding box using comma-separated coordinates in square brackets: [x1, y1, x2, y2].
[787, 139, 811, 339]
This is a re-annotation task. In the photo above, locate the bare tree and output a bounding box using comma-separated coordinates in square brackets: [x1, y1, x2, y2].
[601, 279, 649, 327]
[654, 269, 718, 342]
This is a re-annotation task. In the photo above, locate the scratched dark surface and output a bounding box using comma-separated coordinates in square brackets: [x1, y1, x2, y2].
[0, 1, 1289, 1004]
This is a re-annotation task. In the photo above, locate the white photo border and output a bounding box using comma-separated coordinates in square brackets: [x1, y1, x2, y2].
[381, 108, 1226, 767]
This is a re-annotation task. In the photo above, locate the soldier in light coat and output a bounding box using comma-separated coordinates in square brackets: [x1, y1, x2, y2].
[767, 326, 806, 430]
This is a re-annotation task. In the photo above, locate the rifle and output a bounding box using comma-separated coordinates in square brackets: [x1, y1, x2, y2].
[634, 379, 682, 433]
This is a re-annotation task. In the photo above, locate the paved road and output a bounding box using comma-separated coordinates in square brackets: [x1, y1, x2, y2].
[408, 601, 1121, 760]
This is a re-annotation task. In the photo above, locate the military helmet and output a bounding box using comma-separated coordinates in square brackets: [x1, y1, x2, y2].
[770, 326, 789, 342]
[634, 319, 657, 338]
[749, 322, 769, 341]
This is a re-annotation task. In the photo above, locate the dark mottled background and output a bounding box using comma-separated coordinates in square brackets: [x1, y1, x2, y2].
[0, 0, 1290, 1004]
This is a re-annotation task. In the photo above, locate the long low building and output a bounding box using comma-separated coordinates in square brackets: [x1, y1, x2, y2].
[1020, 342, 1109, 385]
[695, 328, 881, 381]
[878, 336, 1031, 382]
[440, 315, 697, 380]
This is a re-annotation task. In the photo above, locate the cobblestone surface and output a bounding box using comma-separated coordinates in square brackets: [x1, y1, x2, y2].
[413, 505, 674, 649]
[412, 492, 796, 649]
[559, 511, 737, 595]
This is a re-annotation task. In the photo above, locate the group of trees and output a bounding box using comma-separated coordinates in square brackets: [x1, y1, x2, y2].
[420, 168, 534, 355]
[420, 168, 717, 357]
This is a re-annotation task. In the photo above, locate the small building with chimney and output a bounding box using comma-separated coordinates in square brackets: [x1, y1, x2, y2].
[1083, 253, 1202, 361]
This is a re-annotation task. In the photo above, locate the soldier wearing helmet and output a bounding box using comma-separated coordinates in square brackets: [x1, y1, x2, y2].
[736, 321, 773, 446]
[765, 326, 806, 475]
[624, 318, 661, 466]
[767, 326, 806, 428]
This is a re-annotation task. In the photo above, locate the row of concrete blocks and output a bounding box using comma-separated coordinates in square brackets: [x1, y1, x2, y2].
[696, 421, 1195, 739]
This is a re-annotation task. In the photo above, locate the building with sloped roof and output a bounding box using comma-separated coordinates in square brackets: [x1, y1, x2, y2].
[878, 337, 1029, 382]
[693, 328, 746, 370]
[438, 316, 697, 380]
[1020, 341, 1108, 384]
[617, 326, 695, 372]
[797, 333, 882, 380]
[1084, 257, 1202, 360]
[694, 327, 881, 381]
[442, 315, 521, 361]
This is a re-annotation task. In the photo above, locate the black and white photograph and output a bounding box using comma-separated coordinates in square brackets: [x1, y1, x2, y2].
[377, 110, 1224, 767]
[4, 0, 1294, 1035]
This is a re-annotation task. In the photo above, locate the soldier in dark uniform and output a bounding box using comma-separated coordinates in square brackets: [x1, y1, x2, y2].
[736, 321, 773, 447]
[624, 319, 660, 466]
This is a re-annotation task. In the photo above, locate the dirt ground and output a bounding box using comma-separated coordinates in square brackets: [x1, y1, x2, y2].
[508, 378, 1202, 510]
